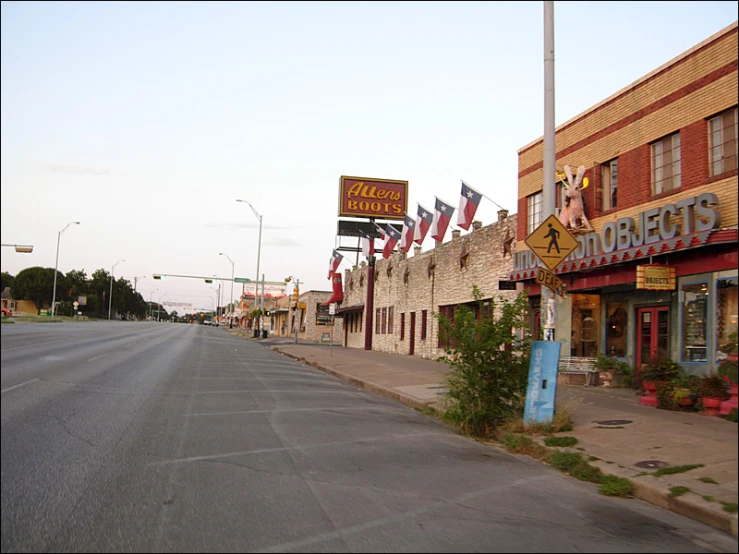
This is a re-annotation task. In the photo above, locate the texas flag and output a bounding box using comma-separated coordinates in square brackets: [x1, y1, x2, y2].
[414, 203, 433, 245]
[457, 181, 483, 230]
[328, 249, 343, 280]
[373, 221, 387, 240]
[359, 230, 375, 258]
[399, 213, 416, 253]
[430, 197, 455, 242]
[382, 224, 401, 259]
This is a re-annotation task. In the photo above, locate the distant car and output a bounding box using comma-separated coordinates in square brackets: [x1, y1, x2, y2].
[1, 307, 12, 317]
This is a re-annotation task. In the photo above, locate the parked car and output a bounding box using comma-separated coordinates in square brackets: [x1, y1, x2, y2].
[1, 307, 12, 317]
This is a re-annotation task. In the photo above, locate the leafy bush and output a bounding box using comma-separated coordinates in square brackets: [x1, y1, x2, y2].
[696, 374, 730, 400]
[640, 357, 684, 383]
[725, 408, 738, 423]
[599, 476, 634, 497]
[436, 288, 531, 438]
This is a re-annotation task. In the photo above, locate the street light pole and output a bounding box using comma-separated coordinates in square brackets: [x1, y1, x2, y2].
[133, 276, 145, 293]
[219, 252, 235, 328]
[108, 259, 125, 320]
[236, 199, 263, 337]
[51, 221, 80, 321]
[149, 288, 159, 319]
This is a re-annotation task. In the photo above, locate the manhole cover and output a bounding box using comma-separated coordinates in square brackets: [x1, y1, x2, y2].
[597, 419, 633, 426]
[634, 460, 669, 469]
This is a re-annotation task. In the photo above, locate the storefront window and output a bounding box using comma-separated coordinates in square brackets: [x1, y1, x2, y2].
[682, 283, 708, 362]
[571, 294, 601, 358]
[605, 302, 628, 357]
[716, 277, 738, 361]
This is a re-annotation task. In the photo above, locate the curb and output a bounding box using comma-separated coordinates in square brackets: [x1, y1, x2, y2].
[270, 347, 738, 537]
[538, 442, 739, 537]
[272, 347, 434, 412]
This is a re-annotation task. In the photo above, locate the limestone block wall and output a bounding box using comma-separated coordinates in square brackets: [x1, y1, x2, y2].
[343, 214, 520, 358]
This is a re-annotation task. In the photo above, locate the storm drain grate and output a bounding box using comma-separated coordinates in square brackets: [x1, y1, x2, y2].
[634, 460, 669, 469]
[597, 419, 633, 426]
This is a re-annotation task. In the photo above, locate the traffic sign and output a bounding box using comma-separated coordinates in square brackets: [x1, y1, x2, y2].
[524, 214, 579, 271]
[234, 277, 251, 283]
[535, 267, 563, 294]
[73, 301, 79, 309]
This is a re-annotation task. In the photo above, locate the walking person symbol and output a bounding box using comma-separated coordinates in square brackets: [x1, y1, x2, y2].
[545, 223, 560, 254]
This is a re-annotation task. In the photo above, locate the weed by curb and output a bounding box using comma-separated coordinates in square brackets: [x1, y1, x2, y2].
[669, 486, 691, 498]
[544, 436, 578, 447]
[599, 475, 634, 497]
[698, 477, 718, 484]
[653, 464, 704, 477]
[720, 502, 738, 513]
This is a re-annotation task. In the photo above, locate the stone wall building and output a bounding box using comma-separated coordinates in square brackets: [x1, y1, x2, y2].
[339, 212, 520, 359]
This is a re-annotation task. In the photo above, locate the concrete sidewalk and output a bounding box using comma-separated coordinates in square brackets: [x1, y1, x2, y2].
[254, 338, 738, 537]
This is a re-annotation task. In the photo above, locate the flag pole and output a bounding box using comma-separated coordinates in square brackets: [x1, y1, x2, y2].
[461, 179, 506, 211]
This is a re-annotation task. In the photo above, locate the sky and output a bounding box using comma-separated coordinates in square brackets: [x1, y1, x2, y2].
[1, 1, 737, 311]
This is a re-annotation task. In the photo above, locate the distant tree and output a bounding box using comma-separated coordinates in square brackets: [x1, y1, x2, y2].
[1, 271, 14, 293]
[11, 267, 57, 314]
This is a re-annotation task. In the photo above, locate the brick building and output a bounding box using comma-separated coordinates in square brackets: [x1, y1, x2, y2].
[511, 22, 738, 374]
[339, 213, 519, 359]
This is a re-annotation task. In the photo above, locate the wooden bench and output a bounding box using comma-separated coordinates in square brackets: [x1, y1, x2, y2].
[558, 357, 599, 386]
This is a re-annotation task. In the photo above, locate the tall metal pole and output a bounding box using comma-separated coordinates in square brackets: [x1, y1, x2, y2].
[542, 0, 556, 341]
[220, 253, 235, 328]
[236, 199, 262, 336]
[108, 259, 125, 320]
[51, 221, 79, 320]
[149, 288, 158, 319]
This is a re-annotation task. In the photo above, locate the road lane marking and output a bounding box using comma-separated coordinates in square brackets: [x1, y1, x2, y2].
[1, 378, 39, 394]
[187, 406, 404, 417]
[87, 354, 107, 362]
[148, 432, 446, 466]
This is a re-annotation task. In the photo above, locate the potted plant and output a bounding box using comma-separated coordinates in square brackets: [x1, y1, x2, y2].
[639, 357, 683, 407]
[697, 374, 731, 416]
[671, 374, 700, 409]
[595, 354, 632, 387]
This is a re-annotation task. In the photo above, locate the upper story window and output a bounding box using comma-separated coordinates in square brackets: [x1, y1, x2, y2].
[651, 133, 681, 195]
[709, 107, 738, 177]
[601, 158, 618, 210]
[527, 192, 542, 234]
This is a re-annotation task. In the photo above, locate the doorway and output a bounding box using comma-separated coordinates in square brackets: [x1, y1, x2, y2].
[636, 306, 669, 370]
[409, 312, 416, 355]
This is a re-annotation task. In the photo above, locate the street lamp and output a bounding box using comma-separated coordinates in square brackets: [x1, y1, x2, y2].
[149, 288, 159, 319]
[219, 252, 235, 328]
[108, 258, 125, 320]
[51, 221, 80, 321]
[133, 276, 146, 293]
[236, 198, 263, 337]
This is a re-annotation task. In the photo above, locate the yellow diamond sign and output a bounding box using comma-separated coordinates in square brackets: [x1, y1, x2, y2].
[524, 214, 579, 271]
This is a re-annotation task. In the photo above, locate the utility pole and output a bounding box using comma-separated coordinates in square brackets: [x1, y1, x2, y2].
[542, 0, 557, 342]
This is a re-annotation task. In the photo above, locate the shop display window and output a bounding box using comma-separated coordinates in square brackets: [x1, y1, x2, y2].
[716, 277, 738, 362]
[570, 294, 601, 358]
[682, 283, 708, 362]
[605, 302, 628, 357]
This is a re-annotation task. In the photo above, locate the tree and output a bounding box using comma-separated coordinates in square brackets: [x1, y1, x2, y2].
[1, 271, 14, 293]
[436, 287, 532, 438]
[10, 267, 57, 315]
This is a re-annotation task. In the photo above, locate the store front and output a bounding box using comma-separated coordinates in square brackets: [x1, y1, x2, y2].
[512, 194, 737, 375]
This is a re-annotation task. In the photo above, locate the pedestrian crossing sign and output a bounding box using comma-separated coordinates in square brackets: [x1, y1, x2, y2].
[524, 215, 579, 271]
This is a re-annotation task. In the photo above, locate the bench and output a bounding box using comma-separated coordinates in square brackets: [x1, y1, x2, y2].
[558, 357, 599, 386]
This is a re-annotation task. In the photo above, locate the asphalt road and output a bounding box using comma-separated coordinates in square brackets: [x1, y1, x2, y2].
[1, 322, 735, 553]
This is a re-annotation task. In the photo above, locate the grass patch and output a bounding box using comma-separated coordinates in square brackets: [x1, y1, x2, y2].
[599, 476, 634, 497]
[588, 456, 600, 462]
[652, 464, 704, 477]
[416, 405, 439, 418]
[500, 433, 548, 459]
[697, 477, 718, 484]
[669, 486, 691, 498]
[703, 495, 715, 502]
[720, 502, 738, 513]
[547, 451, 584, 472]
[544, 436, 578, 448]
[637, 471, 649, 477]
[570, 462, 604, 483]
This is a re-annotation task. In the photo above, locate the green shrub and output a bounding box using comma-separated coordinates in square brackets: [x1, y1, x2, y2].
[437, 288, 531, 438]
[570, 462, 604, 483]
[652, 464, 704, 477]
[547, 451, 584, 471]
[726, 408, 738, 423]
[544, 436, 578, 447]
[599, 476, 634, 497]
[669, 486, 690, 498]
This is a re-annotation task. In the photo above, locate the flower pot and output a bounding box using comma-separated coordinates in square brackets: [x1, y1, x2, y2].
[719, 382, 738, 416]
[701, 396, 722, 416]
[639, 380, 659, 406]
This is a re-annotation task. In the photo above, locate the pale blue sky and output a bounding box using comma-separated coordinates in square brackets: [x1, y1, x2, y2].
[1, 1, 737, 309]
